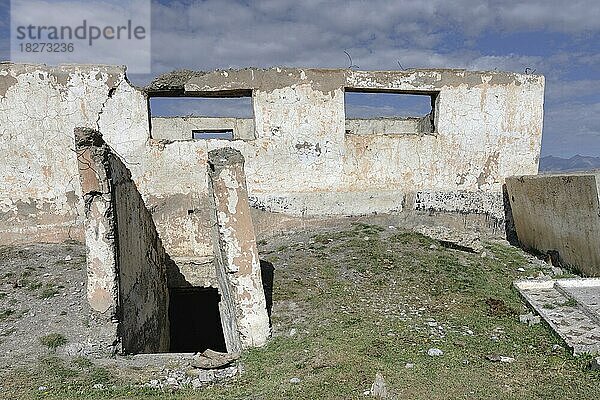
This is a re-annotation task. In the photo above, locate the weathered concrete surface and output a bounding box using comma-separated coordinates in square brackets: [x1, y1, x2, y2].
[345, 117, 432, 136]
[515, 278, 600, 355]
[415, 225, 483, 253]
[506, 173, 600, 276]
[152, 117, 255, 141]
[76, 127, 170, 355]
[208, 148, 270, 350]
[1, 64, 544, 284]
[0, 63, 122, 244]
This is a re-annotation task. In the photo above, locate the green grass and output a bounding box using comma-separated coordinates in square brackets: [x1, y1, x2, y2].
[0, 308, 15, 321]
[40, 333, 68, 350]
[2, 224, 600, 399]
[562, 298, 579, 307]
[39, 283, 60, 299]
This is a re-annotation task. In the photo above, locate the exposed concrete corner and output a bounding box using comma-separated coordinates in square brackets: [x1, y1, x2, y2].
[75, 127, 170, 356]
[208, 148, 271, 350]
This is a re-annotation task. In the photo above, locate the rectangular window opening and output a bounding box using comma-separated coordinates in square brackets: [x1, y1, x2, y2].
[192, 129, 234, 140]
[344, 90, 438, 136]
[148, 94, 255, 141]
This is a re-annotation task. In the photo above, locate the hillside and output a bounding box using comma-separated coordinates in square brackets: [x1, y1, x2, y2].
[540, 155, 600, 173]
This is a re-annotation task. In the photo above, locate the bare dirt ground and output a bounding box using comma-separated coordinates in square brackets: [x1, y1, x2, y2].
[0, 242, 90, 366]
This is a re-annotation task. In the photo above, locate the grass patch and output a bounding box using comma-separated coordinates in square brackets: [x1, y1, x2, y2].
[39, 333, 68, 350]
[0, 308, 15, 321]
[39, 284, 60, 299]
[561, 298, 578, 307]
[3, 225, 600, 399]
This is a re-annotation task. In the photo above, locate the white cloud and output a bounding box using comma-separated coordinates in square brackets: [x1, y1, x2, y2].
[134, 1, 600, 156]
[10, 0, 151, 72]
[545, 80, 600, 104]
[542, 101, 600, 156]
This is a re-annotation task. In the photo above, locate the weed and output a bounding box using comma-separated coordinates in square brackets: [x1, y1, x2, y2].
[27, 280, 43, 290]
[39, 333, 68, 350]
[0, 308, 15, 321]
[39, 284, 60, 299]
[561, 298, 578, 307]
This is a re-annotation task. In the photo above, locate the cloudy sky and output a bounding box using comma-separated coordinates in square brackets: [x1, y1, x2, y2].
[2, 0, 599, 157]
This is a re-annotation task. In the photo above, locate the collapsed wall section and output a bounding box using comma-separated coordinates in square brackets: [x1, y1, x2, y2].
[76, 127, 170, 355]
[506, 173, 600, 276]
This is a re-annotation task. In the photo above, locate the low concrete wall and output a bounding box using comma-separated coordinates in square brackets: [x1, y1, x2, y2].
[152, 116, 255, 141]
[345, 117, 432, 136]
[76, 128, 170, 355]
[506, 173, 600, 276]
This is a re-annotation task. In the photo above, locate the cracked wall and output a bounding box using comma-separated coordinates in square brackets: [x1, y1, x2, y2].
[0, 64, 544, 285]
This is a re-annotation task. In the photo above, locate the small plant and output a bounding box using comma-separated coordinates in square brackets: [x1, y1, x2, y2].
[561, 298, 578, 307]
[543, 303, 556, 309]
[27, 280, 43, 290]
[40, 333, 68, 350]
[0, 308, 15, 321]
[39, 284, 60, 299]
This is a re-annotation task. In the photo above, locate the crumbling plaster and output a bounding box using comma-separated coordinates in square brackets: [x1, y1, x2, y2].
[0, 64, 545, 281]
[208, 148, 270, 351]
[75, 127, 171, 355]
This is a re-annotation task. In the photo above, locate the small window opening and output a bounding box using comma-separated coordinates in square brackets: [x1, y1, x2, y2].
[168, 287, 227, 353]
[192, 129, 234, 140]
[344, 90, 438, 135]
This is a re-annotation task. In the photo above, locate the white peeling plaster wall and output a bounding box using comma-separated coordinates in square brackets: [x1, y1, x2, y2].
[0, 65, 544, 263]
[0, 65, 122, 242]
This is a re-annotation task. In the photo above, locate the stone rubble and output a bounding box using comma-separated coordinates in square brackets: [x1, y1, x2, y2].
[427, 348, 443, 357]
[519, 312, 541, 326]
[370, 372, 387, 398]
[486, 355, 515, 363]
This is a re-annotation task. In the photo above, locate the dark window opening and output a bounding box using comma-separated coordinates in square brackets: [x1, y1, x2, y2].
[168, 287, 227, 353]
[344, 89, 439, 135]
[192, 129, 234, 140]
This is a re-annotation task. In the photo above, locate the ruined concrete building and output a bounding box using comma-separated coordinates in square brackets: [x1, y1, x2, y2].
[0, 63, 546, 355]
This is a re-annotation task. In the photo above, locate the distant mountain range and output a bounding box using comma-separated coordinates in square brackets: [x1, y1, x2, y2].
[539, 155, 600, 173]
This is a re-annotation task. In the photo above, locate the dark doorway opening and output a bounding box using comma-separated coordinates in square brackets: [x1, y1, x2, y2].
[168, 287, 227, 353]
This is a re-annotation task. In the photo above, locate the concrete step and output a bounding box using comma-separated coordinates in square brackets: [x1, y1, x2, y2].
[514, 278, 600, 355]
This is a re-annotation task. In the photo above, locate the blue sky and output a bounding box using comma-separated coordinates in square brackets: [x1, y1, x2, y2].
[2, 0, 599, 157]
